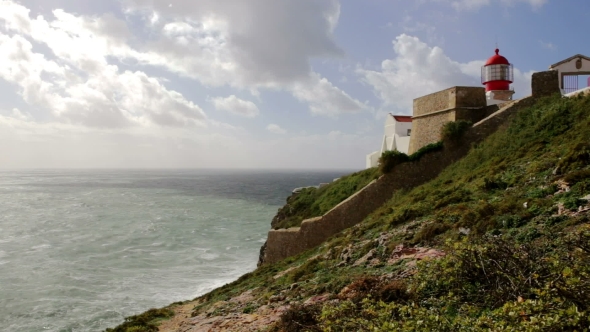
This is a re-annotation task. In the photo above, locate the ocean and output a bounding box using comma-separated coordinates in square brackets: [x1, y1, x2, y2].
[0, 169, 351, 332]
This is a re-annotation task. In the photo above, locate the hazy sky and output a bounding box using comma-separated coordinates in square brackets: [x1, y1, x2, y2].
[0, 0, 587, 169]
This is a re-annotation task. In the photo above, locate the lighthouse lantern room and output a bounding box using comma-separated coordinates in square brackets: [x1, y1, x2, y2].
[481, 49, 515, 105]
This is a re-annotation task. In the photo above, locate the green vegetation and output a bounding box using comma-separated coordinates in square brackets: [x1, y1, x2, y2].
[108, 94, 590, 331]
[272, 167, 380, 229]
[379, 142, 444, 174]
[441, 119, 472, 144]
[104, 308, 174, 332]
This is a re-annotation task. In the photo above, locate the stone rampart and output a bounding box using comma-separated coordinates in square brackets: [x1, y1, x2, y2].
[412, 86, 486, 117]
[408, 87, 487, 154]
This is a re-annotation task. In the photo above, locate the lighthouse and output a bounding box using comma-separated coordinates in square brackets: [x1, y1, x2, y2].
[481, 48, 514, 105]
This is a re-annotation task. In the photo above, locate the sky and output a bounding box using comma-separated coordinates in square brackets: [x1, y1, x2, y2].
[0, 0, 588, 169]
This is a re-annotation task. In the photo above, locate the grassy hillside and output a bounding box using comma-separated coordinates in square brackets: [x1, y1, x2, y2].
[107, 94, 590, 331]
[272, 167, 380, 229]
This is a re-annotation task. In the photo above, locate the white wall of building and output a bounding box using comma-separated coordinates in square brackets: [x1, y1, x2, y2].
[365, 115, 412, 168]
[550, 55, 590, 94]
[485, 91, 513, 106]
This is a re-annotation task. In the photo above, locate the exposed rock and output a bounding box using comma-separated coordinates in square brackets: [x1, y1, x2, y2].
[257, 241, 267, 268]
[387, 244, 445, 265]
[229, 290, 255, 305]
[304, 293, 332, 305]
[273, 266, 299, 280]
[377, 232, 392, 247]
[184, 304, 290, 332]
[353, 249, 378, 266]
[458, 227, 471, 235]
[555, 201, 590, 217]
[268, 295, 285, 303]
[323, 248, 335, 260]
[339, 245, 354, 264]
[555, 180, 571, 195]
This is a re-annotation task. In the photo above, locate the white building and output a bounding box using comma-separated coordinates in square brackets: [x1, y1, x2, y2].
[366, 114, 412, 169]
[549, 54, 590, 95]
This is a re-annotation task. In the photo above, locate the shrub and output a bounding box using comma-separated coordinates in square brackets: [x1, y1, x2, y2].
[272, 304, 322, 332]
[408, 141, 443, 161]
[378, 142, 443, 174]
[556, 142, 590, 174]
[441, 120, 472, 144]
[412, 222, 450, 244]
[104, 308, 174, 332]
[378, 150, 409, 174]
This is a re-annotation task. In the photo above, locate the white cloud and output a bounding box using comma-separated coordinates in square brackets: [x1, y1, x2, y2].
[450, 0, 548, 11]
[118, 0, 364, 116]
[122, 0, 343, 86]
[539, 40, 556, 50]
[357, 34, 532, 113]
[266, 124, 287, 134]
[10, 108, 32, 121]
[0, 2, 206, 128]
[291, 72, 365, 116]
[211, 95, 260, 118]
[0, 0, 364, 127]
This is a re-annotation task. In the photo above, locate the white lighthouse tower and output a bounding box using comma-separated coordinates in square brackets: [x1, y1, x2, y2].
[481, 49, 515, 105]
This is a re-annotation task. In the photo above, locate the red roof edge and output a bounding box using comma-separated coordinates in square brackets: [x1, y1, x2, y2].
[392, 115, 412, 123]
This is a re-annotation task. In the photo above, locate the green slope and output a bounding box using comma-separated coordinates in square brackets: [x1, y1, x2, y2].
[272, 167, 380, 229]
[108, 94, 590, 332]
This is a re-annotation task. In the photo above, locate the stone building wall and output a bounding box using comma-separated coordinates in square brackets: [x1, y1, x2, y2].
[408, 86, 487, 154]
[408, 110, 455, 154]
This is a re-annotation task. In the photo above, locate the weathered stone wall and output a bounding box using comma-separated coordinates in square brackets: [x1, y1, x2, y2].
[408, 87, 488, 154]
[454, 86, 487, 107]
[261, 97, 530, 265]
[408, 110, 455, 154]
[408, 105, 499, 154]
[412, 86, 486, 117]
[413, 87, 455, 117]
[532, 70, 560, 98]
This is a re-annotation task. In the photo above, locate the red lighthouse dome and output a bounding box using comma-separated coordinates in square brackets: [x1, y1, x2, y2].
[481, 48, 513, 92]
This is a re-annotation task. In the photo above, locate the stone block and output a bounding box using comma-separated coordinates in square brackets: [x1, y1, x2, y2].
[532, 70, 560, 98]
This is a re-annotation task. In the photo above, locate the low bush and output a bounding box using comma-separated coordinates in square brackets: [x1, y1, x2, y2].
[409, 141, 443, 161]
[378, 150, 409, 174]
[271, 304, 322, 332]
[105, 308, 174, 332]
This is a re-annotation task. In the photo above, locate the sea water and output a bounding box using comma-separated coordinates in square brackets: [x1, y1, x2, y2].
[0, 169, 349, 332]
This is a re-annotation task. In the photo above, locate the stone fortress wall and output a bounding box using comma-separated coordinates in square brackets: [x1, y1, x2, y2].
[260, 71, 561, 265]
[408, 86, 490, 154]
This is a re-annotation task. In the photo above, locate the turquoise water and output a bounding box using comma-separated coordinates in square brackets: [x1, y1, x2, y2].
[0, 170, 348, 331]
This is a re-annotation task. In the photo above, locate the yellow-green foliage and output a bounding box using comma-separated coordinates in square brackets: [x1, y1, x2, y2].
[320, 227, 590, 331]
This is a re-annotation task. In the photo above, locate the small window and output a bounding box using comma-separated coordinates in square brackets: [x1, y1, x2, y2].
[407, 129, 411, 136]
